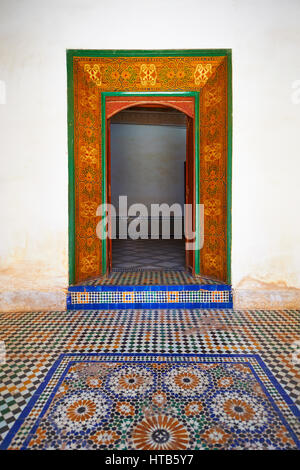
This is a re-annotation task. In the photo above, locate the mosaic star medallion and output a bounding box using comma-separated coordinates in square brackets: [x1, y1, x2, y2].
[2, 354, 299, 450]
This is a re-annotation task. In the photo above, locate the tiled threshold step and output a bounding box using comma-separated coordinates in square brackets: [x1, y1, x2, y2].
[67, 284, 233, 310]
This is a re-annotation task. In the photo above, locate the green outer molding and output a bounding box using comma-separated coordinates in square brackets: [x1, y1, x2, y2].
[226, 51, 232, 284]
[67, 49, 231, 58]
[67, 49, 232, 285]
[67, 53, 75, 284]
[101, 91, 200, 275]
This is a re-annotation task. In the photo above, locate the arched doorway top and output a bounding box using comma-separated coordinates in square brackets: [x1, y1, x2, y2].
[106, 95, 195, 119]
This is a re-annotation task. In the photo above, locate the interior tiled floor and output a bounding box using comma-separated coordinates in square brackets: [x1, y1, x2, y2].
[0, 309, 299, 449]
[74, 270, 226, 286]
[112, 239, 185, 271]
[72, 240, 227, 287]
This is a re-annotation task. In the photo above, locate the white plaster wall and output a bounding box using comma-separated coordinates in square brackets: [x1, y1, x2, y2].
[0, 0, 300, 310]
[111, 124, 186, 210]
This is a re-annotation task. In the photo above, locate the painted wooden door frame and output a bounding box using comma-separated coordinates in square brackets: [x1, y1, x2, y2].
[185, 113, 196, 273]
[101, 91, 200, 275]
[67, 49, 232, 285]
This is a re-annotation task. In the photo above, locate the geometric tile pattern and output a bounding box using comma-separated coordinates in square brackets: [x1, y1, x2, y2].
[0, 309, 299, 448]
[70, 244, 231, 309]
[68, 286, 232, 310]
[74, 270, 227, 286]
[112, 239, 186, 271]
[1, 354, 299, 450]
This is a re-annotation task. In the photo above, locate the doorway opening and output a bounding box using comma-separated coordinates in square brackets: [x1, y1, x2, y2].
[105, 96, 197, 277]
[110, 105, 187, 272]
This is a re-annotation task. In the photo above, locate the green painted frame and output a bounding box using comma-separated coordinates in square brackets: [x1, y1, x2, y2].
[101, 91, 200, 275]
[67, 49, 232, 285]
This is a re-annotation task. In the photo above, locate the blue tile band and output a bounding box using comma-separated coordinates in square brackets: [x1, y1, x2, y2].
[67, 285, 233, 309]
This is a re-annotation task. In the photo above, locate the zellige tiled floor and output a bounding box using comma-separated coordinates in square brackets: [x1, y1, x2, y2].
[0, 309, 299, 448]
